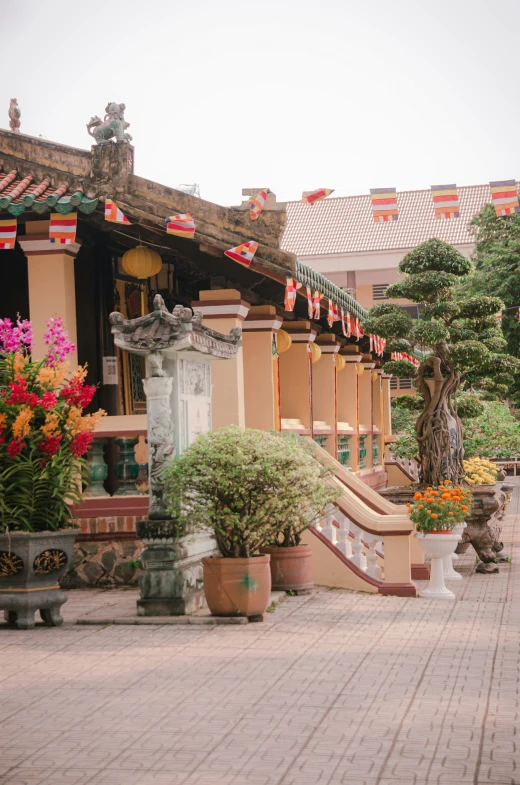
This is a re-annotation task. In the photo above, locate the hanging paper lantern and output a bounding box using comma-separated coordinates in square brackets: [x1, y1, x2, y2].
[122, 245, 162, 279]
[371, 370, 378, 381]
[335, 354, 346, 372]
[357, 363, 365, 377]
[310, 343, 322, 363]
[276, 329, 292, 354]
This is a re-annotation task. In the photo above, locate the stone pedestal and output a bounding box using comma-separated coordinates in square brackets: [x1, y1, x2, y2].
[110, 295, 241, 615]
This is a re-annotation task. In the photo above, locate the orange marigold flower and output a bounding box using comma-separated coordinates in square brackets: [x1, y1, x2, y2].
[413, 492, 422, 500]
[461, 505, 468, 512]
[449, 512, 454, 516]
[442, 494, 451, 500]
[431, 491, 439, 497]
[426, 487, 433, 492]
[426, 497, 435, 503]
[431, 513, 438, 519]
[426, 510, 432, 515]
[418, 504, 424, 510]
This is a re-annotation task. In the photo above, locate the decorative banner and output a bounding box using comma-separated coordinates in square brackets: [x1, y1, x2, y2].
[369, 334, 374, 353]
[49, 212, 77, 244]
[370, 187, 398, 222]
[284, 277, 297, 312]
[0, 218, 17, 249]
[340, 308, 349, 338]
[431, 184, 460, 220]
[496, 312, 503, 322]
[224, 240, 258, 267]
[105, 198, 131, 224]
[249, 189, 269, 220]
[332, 302, 339, 322]
[301, 188, 334, 205]
[327, 298, 334, 328]
[313, 290, 321, 319]
[354, 317, 362, 341]
[166, 213, 195, 239]
[306, 285, 313, 319]
[490, 180, 520, 216]
[346, 311, 352, 337]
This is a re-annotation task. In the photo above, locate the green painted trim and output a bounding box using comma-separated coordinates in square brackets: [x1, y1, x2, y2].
[32, 201, 50, 214]
[7, 202, 26, 216]
[54, 201, 74, 215]
[296, 261, 367, 321]
[77, 197, 99, 214]
[0, 195, 12, 210]
[70, 190, 83, 207]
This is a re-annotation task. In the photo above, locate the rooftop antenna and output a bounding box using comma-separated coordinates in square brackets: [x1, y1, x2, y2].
[176, 184, 200, 198]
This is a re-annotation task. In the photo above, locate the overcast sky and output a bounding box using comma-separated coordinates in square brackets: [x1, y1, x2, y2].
[3, 0, 519, 207]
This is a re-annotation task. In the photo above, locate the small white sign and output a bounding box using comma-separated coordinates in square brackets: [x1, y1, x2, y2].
[103, 356, 119, 386]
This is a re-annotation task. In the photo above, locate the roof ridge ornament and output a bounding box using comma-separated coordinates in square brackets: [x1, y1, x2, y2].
[8, 99, 20, 133]
[87, 102, 132, 144]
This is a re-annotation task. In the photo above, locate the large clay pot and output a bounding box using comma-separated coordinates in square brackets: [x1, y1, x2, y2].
[202, 554, 271, 617]
[260, 545, 313, 591]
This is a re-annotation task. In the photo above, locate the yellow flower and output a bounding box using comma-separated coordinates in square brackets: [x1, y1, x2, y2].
[12, 406, 33, 439]
[66, 407, 106, 436]
[0, 413, 7, 431]
[41, 412, 59, 438]
[13, 353, 28, 380]
[37, 361, 71, 390]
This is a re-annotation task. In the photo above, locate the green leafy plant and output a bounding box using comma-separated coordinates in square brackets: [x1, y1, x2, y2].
[364, 238, 519, 485]
[0, 318, 105, 532]
[162, 427, 338, 557]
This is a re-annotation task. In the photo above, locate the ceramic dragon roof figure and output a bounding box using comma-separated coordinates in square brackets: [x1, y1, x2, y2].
[8, 99, 20, 133]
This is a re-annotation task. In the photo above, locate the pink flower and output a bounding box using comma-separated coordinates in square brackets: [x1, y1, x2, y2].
[44, 317, 75, 365]
[0, 318, 33, 354]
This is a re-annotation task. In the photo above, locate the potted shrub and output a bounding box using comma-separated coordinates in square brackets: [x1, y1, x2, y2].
[261, 436, 338, 592]
[409, 482, 472, 600]
[0, 317, 105, 629]
[163, 427, 337, 616]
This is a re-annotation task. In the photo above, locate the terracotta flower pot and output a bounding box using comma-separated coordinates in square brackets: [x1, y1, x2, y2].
[260, 545, 313, 591]
[202, 554, 271, 617]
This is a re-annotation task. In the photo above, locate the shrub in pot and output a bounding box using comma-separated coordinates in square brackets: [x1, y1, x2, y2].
[408, 481, 472, 599]
[261, 436, 338, 592]
[163, 427, 337, 616]
[0, 317, 105, 629]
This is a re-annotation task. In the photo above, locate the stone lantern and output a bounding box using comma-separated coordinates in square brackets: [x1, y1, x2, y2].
[110, 295, 241, 614]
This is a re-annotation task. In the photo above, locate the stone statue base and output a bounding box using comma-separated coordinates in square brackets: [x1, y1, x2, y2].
[136, 520, 217, 616]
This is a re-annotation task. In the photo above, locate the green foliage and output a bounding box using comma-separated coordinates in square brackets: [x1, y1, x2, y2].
[382, 360, 418, 379]
[463, 400, 520, 458]
[410, 320, 449, 346]
[391, 404, 417, 434]
[449, 340, 491, 370]
[455, 391, 484, 420]
[399, 238, 472, 276]
[162, 426, 339, 557]
[392, 394, 424, 412]
[386, 271, 458, 303]
[363, 306, 412, 340]
[456, 296, 503, 321]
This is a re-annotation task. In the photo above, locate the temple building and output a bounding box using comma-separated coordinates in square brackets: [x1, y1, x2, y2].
[0, 107, 418, 594]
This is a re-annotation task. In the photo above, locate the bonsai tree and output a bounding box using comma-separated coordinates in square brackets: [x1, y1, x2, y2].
[162, 426, 338, 557]
[364, 238, 519, 486]
[0, 317, 105, 532]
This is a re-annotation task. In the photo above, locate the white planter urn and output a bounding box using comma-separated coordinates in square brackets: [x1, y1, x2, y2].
[416, 532, 462, 600]
[443, 523, 466, 581]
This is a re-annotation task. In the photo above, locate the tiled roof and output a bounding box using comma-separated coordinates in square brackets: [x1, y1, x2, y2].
[0, 166, 98, 216]
[281, 183, 501, 257]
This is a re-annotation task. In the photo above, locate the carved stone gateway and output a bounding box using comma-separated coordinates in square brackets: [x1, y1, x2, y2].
[110, 295, 241, 614]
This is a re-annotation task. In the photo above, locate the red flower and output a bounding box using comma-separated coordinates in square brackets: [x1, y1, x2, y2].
[6, 380, 38, 407]
[39, 434, 62, 457]
[80, 385, 95, 409]
[61, 378, 96, 410]
[7, 439, 23, 458]
[40, 391, 58, 410]
[70, 431, 95, 457]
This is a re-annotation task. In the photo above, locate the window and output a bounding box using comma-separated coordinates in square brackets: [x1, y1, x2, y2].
[372, 284, 388, 300]
[401, 304, 421, 319]
[399, 378, 413, 390]
[390, 377, 398, 390]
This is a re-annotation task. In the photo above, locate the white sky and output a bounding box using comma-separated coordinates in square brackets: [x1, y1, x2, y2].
[3, 0, 519, 207]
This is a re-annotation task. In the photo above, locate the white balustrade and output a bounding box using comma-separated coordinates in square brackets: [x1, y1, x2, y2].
[321, 507, 337, 545]
[350, 524, 368, 571]
[335, 510, 353, 558]
[366, 538, 383, 580]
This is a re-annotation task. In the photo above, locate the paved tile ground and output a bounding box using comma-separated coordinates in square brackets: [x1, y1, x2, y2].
[1, 481, 520, 785]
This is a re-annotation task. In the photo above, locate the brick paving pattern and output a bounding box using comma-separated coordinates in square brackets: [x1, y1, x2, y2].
[1, 481, 520, 784]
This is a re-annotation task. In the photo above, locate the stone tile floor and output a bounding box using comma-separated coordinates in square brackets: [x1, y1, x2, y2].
[1, 481, 520, 785]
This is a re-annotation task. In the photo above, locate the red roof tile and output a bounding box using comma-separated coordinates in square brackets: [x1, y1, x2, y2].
[281, 184, 503, 257]
[0, 165, 98, 216]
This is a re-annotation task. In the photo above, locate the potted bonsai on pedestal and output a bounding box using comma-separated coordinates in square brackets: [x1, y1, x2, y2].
[0, 317, 105, 629]
[163, 426, 337, 617]
[409, 481, 472, 600]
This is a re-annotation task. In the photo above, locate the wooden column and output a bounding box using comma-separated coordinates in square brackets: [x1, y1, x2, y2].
[18, 221, 79, 369]
[278, 321, 316, 434]
[313, 334, 341, 457]
[242, 306, 283, 431]
[358, 354, 375, 477]
[191, 289, 250, 429]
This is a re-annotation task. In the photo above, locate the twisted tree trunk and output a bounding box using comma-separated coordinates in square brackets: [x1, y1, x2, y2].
[415, 355, 464, 486]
